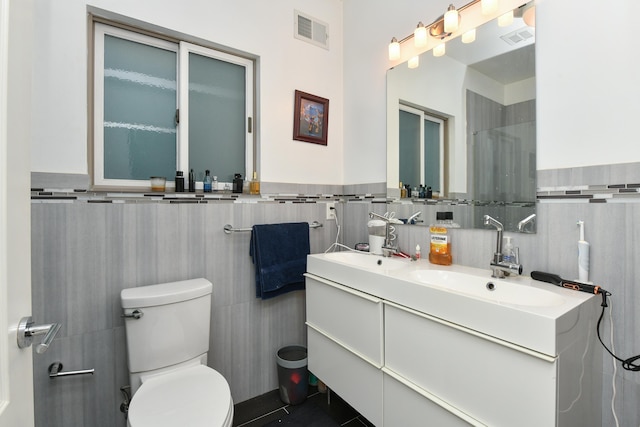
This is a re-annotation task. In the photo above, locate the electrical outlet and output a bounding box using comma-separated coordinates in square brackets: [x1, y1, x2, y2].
[326, 202, 336, 220]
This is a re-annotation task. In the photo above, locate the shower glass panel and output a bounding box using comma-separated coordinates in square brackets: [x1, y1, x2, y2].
[472, 121, 536, 202]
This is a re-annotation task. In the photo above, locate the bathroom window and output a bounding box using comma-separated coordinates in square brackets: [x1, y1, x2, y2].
[93, 23, 254, 189]
[398, 105, 444, 193]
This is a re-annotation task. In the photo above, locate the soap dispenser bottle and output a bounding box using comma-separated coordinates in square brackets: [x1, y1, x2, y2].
[429, 212, 452, 265]
[502, 236, 515, 264]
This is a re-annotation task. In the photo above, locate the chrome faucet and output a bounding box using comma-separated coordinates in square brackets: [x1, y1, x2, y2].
[369, 212, 398, 256]
[517, 213, 536, 232]
[407, 210, 422, 224]
[483, 215, 523, 278]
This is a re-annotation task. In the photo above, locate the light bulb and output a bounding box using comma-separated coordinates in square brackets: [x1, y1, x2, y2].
[408, 56, 419, 69]
[522, 5, 535, 27]
[414, 22, 427, 48]
[461, 28, 476, 44]
[498, 10, 514, 27]
[481, 0, 498, 15]
[433, 43, 446, 57]
[444, 5, 459, 34]
[388, 37, 400, 61]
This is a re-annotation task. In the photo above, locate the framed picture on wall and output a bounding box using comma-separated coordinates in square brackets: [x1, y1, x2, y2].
[293, 90, 329, 146]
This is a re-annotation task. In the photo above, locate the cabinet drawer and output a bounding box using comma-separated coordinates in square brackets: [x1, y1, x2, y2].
[383, 371, 474, 427]
[308, 327, 383, 426]
[306, 275, 383, 365]
[384, 303, 557, 427]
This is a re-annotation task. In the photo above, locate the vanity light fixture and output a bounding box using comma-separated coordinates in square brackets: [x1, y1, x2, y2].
[414, 22, 428, 47]
[481, 0, 498, 15]
[387, 0, 524, 62]
[498, 9, 514, 26]
[388, 37, 401, 60]
[461, 28, 476, 43]
[443, 5, 460, 34]
[408, 56, 420, 68]
[433, 43, 446, 57]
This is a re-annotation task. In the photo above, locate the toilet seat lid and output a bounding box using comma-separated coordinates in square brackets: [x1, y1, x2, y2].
[128, 365, 232, 427]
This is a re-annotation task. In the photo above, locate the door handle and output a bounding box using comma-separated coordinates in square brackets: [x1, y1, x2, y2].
[17, 316, 62, 353]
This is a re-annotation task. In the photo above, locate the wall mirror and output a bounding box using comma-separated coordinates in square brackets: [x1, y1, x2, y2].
[386, 1, 536, 233]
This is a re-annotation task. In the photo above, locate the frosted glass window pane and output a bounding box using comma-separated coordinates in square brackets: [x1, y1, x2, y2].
[103, 35, 177, 180]
[188, 52, 245, 182]
[424, 118, 441, 191]
[399, 110, 420, 188]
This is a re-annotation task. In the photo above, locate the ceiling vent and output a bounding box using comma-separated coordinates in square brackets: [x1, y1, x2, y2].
[500, 27, 535, 46]
[294, 10, 329, 50]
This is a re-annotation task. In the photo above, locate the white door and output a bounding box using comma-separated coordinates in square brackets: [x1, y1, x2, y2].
[0, 0, 35, 425]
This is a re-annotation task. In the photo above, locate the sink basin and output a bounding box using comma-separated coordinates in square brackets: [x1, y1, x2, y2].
[323, 251, 407, 271]
[408, 270, 565, 307]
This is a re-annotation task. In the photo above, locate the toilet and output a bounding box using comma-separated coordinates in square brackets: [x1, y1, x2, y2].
[121, 278, 233, 427]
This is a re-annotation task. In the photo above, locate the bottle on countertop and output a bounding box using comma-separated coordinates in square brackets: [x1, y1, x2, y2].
[415, 244, 421, 260]
[174, 171, 185, 192]
[212, 175, 218, 192]
[203, 170, 212, 193]
[188, 169, 196, 192]
[400, 181, 407, 198]
[429, 211, 453, 266]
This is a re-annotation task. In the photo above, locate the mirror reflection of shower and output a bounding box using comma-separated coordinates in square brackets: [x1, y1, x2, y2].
[471, 121, 536, 203]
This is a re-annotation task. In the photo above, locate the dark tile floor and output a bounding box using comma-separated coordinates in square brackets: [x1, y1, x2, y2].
[233, 385, 375, 427]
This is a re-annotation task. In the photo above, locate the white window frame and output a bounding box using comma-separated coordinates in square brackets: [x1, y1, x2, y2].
[93, 23, 254, 189]
[178, 41, 253, 180]
[399, 104, 444, 191]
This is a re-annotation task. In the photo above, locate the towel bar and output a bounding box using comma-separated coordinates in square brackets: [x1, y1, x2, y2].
[48, 362, 94, 378]
[224, 220, 323, 234]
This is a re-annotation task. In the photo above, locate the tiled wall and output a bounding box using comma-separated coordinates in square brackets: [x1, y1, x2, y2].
[30, 164, 640, 427]
[31, 195, 344, 427]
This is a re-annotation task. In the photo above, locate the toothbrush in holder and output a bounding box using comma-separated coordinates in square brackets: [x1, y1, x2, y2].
[577, 221, 590, 282]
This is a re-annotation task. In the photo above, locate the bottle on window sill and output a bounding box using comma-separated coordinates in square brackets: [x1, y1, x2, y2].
[204, 170, 212, 193]
[233, 173, 243, 194]
[249, 171, 260, 195]
[188, 169, 196, 192]
[175, 170, 185, 192]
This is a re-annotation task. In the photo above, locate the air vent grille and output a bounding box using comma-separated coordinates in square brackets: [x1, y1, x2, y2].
[500, 27, 535, 46]
[294, 10, 329, 50]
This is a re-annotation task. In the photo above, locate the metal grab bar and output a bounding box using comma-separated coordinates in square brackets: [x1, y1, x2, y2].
[17, 316, 62, 354]
[48, 362, 94, 378]
[223, 220, 323, 234]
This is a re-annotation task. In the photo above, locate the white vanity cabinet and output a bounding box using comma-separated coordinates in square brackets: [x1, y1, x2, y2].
[305, 275, 384, 426]
[383, 302, 556, 426]
[305, 253, 601, 427]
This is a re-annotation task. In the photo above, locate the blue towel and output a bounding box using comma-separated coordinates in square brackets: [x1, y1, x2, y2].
[249, 222, 310, 300]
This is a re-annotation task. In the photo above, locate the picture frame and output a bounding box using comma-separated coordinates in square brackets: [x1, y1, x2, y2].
[293, 90, 329, 146]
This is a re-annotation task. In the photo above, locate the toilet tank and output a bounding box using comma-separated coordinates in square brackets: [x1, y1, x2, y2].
[121, 278, 213, 374]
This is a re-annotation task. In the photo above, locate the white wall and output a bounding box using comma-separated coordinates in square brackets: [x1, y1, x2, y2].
[344, 0, 640, 182]
[31, 0, 344, 185]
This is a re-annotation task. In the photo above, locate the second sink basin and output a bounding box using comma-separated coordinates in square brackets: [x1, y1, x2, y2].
[408, 269, 565, 307]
